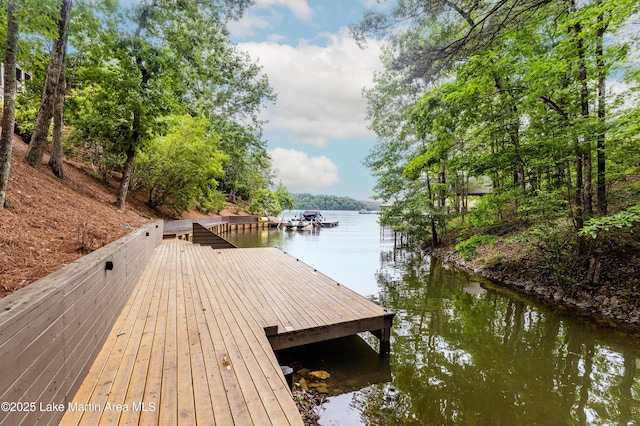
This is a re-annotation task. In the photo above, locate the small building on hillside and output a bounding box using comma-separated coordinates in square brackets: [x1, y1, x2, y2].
[450, 176, 493, 196]
[0, 63, 32, 103]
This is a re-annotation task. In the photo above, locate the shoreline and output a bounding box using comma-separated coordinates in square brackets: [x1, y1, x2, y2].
[423, 245, 640, 334]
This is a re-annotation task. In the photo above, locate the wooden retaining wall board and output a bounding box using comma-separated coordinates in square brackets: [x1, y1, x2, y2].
[162, 217, 225, 238]
[163, 216, 267, 239]
[0, 222, 163, 426]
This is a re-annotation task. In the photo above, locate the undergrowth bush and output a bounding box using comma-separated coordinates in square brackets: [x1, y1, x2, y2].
[455, 234, 495, 261]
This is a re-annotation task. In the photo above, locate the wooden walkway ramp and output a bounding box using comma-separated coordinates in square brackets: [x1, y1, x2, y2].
[61, 238, 392, 425]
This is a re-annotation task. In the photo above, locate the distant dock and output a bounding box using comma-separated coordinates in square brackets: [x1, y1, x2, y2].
[61, 237, 393, 425]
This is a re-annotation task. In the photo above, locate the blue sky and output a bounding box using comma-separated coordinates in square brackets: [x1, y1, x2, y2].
[228, 0, 387, 200]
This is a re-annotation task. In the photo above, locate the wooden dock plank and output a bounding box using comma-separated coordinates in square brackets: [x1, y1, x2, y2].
[188, 244, 270, 425]
[63, 237, 392, 426]
[245, 251, 339, 326]
[262, 249, 381, 316]
[158, 242, 179, 426]
[238, 248, 333, 329]
[119, 244, 166, 426]
[211, 248, 312, 333]
[217, 247, 387, 332]
[180, 250, 216, 426]
[184, 254, 238, 426]
[60, 260, 150, 425]
[90, 247, 162, 426]
[192, 246, 302, 424]
[185, 242, 259, 426]
[138, 241, 171, 426]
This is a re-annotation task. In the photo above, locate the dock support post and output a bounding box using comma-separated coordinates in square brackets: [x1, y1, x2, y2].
[378, 312, 395, 356]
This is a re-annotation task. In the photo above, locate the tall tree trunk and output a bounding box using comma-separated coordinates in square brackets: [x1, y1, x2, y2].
[48, 0, 71, 179]
[0, 0, 20, 208]
[596, 10, 607, 215]
[426, 173, 438, 245]
[116, 148, 136, 212]
[493, 71, 525, 189]
[48, 66, 66, 178]
[575, 140, 585, 255]
[116, 1, 155, 212]
[24, 0, 71, 169]
[572, 0, 593, 218]
[568, 0, 589, 255]
[438, 167, 446, 209]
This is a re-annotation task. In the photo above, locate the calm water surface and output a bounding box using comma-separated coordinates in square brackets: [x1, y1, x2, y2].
[226, 211, 640, 425]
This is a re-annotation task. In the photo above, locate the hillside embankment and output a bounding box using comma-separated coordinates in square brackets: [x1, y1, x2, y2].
[0, 136, 239, 297]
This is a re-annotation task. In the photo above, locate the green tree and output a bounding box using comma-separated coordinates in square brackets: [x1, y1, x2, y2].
[275, 183, 294, 212]
[0, 0, 60, 207]
[249, 188, 280, 216]
[68, 0, 264, 212]
[0, 0, 20, 208]
[133, 114, 227, 215]
[24, 0, 72, 175]
[356, 0, 640, 255]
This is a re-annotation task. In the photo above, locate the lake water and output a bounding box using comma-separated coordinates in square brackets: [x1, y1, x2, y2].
[225, 210, 640, 425]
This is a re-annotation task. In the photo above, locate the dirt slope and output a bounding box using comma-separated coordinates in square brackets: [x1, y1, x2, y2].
[0, 137, 162, 297]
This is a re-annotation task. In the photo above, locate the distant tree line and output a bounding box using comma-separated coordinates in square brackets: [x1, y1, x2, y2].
[0, 0, 292, 217]
[292, 193, 371, 211]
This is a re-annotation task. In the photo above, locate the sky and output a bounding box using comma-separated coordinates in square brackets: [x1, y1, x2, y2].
[228, 0, 387, 200]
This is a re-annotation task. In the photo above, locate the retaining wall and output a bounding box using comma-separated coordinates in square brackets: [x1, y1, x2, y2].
[0, 221, 163, 425]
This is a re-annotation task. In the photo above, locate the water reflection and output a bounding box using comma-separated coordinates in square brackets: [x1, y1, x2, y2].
[362, 248, 640, 425]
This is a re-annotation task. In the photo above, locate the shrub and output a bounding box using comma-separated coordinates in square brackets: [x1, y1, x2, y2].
[455, 234, 495, 261]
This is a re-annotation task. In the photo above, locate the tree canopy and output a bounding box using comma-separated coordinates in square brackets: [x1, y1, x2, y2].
[1, 0, 290, 215]
[356, 0, 640, 277]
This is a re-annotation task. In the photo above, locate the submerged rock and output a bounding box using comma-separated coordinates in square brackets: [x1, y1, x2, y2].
[309, 382, 330, 394]
[309, 370, 330, 380]
[299, 378, 309, 391]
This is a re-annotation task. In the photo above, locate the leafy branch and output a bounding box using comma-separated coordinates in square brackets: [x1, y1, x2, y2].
[579, 203, 640, 239]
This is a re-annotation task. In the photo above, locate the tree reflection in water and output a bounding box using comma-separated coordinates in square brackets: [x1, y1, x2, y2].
[338, 249, 640, 425]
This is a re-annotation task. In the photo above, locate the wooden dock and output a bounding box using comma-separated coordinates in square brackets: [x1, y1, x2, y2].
[163, 216, 277, 239]
[61, 238, 392, 425]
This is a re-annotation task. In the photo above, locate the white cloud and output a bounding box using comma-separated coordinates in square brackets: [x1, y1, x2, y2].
[254, 0, 314, 21]
[229, 0, 313, 36]
[227, 13, 272, 39]
[239, 29, 384, 147]
[270, 148, 339, 192]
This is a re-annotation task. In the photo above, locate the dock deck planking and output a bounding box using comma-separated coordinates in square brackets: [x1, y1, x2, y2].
[94, 249, 161, 426]
[63, 238, 392, 425]
[193, 252, 272, 423]
[179, 250, 214, 426]
[209, 247, 390, 337]
[183, 247, 237, 426]
[185, 243, 279, 425]
[158, 242, 179, 425]
[212, 248, 312, 332]
[61, 240, 163, 425]
[119, 245, 165, 426]
[189, 244, 296, 425]
[228, 250, 306, 331]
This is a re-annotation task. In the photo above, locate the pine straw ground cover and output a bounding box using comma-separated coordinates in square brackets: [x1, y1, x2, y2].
[0, 137, 158, 297]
